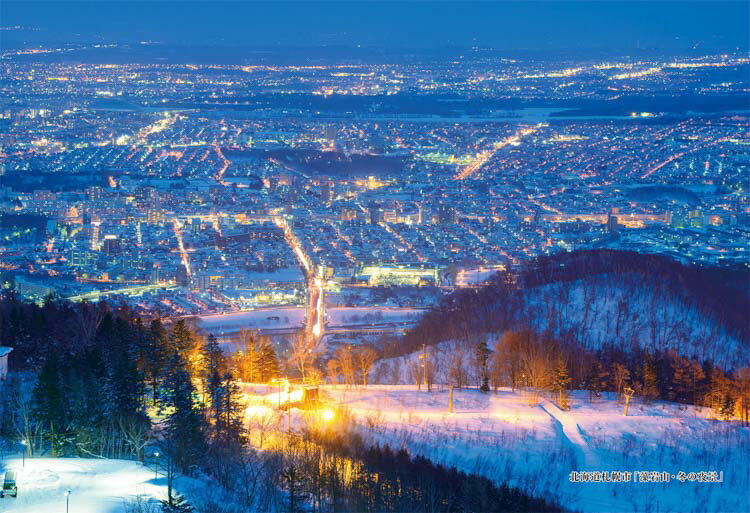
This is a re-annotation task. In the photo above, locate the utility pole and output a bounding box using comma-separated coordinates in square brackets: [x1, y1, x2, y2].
[419, 344, 428, 391]
[449, 385, 454, 413]
[623, 386, 635, 416]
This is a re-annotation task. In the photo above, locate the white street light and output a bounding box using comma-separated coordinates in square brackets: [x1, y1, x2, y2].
[20, 440, 27, 468]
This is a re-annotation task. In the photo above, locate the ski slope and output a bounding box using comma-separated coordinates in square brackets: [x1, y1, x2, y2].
[0, 457, 166, 513]
[322, 385, 750, 513]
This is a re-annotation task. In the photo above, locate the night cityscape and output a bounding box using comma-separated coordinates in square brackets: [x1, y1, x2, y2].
[0, 2, 748, 513]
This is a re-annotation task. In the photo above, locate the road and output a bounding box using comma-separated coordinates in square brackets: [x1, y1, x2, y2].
[454, 123, 547, 180]
[273, 215, 325, 341]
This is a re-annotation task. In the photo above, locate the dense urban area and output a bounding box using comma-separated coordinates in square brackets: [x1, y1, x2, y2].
[0, 18, 749, 513]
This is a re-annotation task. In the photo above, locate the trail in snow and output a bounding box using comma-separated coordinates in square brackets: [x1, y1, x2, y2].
[539, 400, 598, 468]
[321, 386, 750, 513]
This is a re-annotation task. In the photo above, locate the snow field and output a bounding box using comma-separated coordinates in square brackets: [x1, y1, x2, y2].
[322, 385, 750, 513]
[0, 457, 166, 513]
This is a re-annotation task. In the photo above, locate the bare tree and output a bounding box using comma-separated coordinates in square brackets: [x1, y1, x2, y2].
[119, 416, 150, 462]
[448, 351, 467, 389]
[335, 345, 357, 387]
[74, 300, 105, 346]
[612, 363, 630, 401]
[521, 334, 551, 403]
[326, 359, 341, 385]
[355, 346, 378, 386]
[288, 332, 318, 382]
[409, 360, 422, 390]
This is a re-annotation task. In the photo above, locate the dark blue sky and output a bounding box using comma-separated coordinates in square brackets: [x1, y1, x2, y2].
[2, 1, 748, 52]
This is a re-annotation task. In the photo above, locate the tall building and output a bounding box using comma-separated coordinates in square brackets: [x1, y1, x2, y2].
[341, 207, 358, 222]
[369, 203, 384, 225]
[176, 264, 190, 287]
[436, 205, 456, 225]
[607, 213, 619, 233]
[102, 234, 121, 256]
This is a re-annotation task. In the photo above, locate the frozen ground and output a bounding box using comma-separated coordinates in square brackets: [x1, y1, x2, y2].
[0, 457, 167, 513]
[197, 306, 424, 337]
[326, 307, 425, 327]
[197, 306, 306, 334]
[455, 266, 502, 287]
[322, 385, 750, 513]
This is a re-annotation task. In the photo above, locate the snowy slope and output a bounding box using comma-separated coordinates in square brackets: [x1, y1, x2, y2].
[522, 275, 748, 368]
[371, 339, 490, 386]
[0, 457, 166, 513]
[0, 456, 233, 513]
[322, 385, 750, 513]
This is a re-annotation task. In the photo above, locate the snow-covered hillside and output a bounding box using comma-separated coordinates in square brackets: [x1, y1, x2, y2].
[522, 275, 748, 368]
[371, 339, 487, 385]
[323, 385, 750, 513]
[0, 458, 165, 513]
[0, 456, 237, 513]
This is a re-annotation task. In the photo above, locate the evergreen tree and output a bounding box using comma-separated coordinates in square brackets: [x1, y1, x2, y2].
[162, 350, 207, 474]
[553, 356, 571, 410]
[204, 335, 243, 443]
[643, 350, 659, 399]
[709, 369, 735, 420]
[170, 320, 201, 377]
[201, 334, 223, 403]
[147, 319, 170, 404]
[160, 493, 194, 513]
[233, 344, 260, 382]
[257, 337, 280, 381]
[719, 395, 736, 421]
[476, 340, 492, 393]
[31, 354, 67, 456]
[101, 316, 145, 421]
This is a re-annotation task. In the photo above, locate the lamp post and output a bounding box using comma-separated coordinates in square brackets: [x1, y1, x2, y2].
[20, 439, 27, 468]
[154, 451, 160, 481]
[65, 490, 71, 513]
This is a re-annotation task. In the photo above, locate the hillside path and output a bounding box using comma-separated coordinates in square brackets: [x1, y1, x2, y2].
[539, 400, 599, 469]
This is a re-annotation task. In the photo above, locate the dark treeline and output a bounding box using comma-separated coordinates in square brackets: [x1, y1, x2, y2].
[1, 294, 150, 460]
[488, 330, 749, 422]
[278, 429, 563, 513]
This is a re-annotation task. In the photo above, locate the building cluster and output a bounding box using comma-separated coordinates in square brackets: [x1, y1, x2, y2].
[1, 52, 748, 315]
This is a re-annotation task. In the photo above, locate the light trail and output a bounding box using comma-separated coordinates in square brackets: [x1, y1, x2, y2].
[171, 218, 192, 276]
[214, 144, 230, 183]
[137, 113, 178, 143]
[311, 273, 324, 338]
[273, 216, 311, 274]
[273, 216, 324, 340]
[454, 123, 546, 180]
[67, 282, 177, 302]
[527, 197, 563, 215]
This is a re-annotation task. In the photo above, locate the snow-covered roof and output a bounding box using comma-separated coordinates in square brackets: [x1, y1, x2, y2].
[0, 347, 13, 357]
